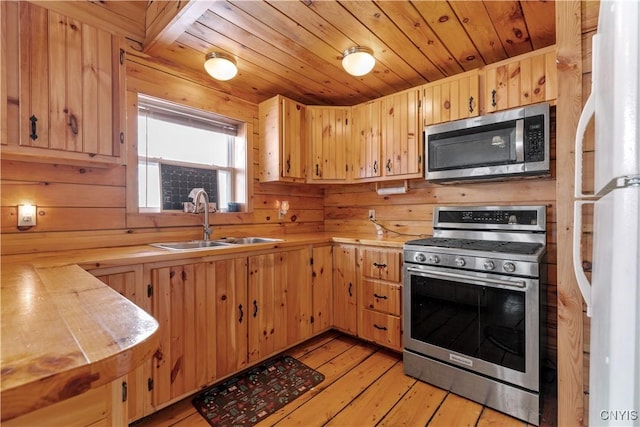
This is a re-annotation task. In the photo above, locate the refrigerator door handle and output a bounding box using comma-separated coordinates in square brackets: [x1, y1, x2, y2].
[574, 92, 595, 199]
[572, 200, 594, 316]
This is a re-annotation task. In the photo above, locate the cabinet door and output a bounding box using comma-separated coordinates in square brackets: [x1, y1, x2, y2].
[312, 245, 333, 333]
[210, 258, 248, 379]
[360, 247, 401, 282]
[381, 90, 421, 178]
[258, 95, 306, 182]
[482, 45, 556, 113]
[90, 265, 151, 423]
[248, 248, 311, 362]
[14, 2, 124, 160]
[307, 106, 350, 181]
[422, 70, 480, 126]
[332, 245, 358, 334]
[151, 262, 214, 406]
[352, 101, 381, 180]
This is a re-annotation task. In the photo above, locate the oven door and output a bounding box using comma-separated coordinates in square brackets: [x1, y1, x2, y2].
[403, 263, 539, 392]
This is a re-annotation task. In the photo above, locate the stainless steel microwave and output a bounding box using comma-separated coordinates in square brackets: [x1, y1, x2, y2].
[425, 102, 550, 182]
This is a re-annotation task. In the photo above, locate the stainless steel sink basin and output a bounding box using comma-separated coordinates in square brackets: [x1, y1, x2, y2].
[150, 240, 233, 251]
[216, 237, 284, 245]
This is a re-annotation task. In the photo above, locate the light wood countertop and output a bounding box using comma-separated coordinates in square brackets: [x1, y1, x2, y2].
[0, 232, 413, 421]
[0, 263, 159, 422]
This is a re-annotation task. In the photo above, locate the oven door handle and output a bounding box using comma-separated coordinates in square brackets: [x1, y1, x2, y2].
[406, 267, 527, 289]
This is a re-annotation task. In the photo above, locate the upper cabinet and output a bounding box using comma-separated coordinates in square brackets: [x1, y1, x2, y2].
[2, 2, 126, 164]
[307, 106, 351, 182]
[351, 100, 381, 181]
[380, 89, 421, 179]
[420, 70, 480, 127]
[481, 45, 557, 114]
[258, 95, 307, 182]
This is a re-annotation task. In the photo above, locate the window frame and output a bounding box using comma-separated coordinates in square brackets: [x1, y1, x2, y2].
[125, 90, 252, 228]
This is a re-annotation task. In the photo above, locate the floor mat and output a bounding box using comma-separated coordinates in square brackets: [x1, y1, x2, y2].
[192, 355, 325, 426]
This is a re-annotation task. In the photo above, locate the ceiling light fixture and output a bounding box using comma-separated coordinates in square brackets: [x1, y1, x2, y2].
[342, 46, 375, 76]
[204, 52, 238, 81]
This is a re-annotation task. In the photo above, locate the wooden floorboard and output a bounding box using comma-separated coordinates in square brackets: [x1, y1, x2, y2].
[132, 332, 557, 427]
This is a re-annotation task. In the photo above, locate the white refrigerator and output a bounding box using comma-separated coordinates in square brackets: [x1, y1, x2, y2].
[573, 0, 640, 425]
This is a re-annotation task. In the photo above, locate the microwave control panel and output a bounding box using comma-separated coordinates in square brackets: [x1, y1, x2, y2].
[524, 115, 546, 162]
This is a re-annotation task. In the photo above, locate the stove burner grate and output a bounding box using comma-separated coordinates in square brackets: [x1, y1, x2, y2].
[406, 237, 543, 256]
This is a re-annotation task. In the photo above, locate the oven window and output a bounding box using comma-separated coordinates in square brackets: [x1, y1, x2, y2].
[410, 275, 525, 372]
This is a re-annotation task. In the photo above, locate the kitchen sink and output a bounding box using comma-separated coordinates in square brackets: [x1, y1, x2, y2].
[150, 240, 233, 251]
[150, 237, 283, 251]
[217, 237, 284, 245]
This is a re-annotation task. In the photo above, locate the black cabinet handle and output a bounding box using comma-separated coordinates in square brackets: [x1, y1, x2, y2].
[373, 160, 377, 174]
[238, 304, 244, 323]
[316, 163, 320, 176]
[348, 282, 353, 297]
[373, 262, 387, 269]
[122, 382, 128, 402]
[468, 96, 475, 113]
[386, 159, 392, 172]
[373, 324, 388, 331]
[491, 89, 497, 107]
[286, 157, 291, 173]
[373, 293, 388, 300]
[253, 300, 258, 318]
[68, 114, 79, 135]
[29, 115, 38, 141]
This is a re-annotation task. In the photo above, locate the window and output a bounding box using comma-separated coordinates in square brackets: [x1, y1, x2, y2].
[137, 95, 245, 212]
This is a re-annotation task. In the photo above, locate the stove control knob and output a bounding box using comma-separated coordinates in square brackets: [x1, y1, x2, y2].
[503, 262, 516, 273]
[415, 253, 427, 262]
[428, 255, 440, 264]
[455, 257, 466, 267]
[483, 261, 495, 271]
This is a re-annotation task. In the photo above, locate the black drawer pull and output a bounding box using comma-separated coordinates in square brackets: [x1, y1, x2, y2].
[373, 262, 387, 269]
[373, 324, 388, 331]
[373, 293, 388, 300]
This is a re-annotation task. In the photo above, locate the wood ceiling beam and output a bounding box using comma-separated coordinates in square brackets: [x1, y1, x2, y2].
[143, 0, 214, 56]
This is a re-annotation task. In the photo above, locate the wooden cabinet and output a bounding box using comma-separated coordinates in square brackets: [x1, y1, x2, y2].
[481, 45, 557, 114]
[311, 245, 333, 333]
[307, 106, 351, 182]
[351, 100, 381, 180]
[421, 70, 480, 127]
[89, 265, 152, 423]
[2, 2, 125, 164]
[148, 257, 247, 409]
[248, 248, 312, 362]
[258, 95, 307, 182]
[332, 244, 358, 334]
[357, 247, 403, 351]
[381, 89, 422, 178]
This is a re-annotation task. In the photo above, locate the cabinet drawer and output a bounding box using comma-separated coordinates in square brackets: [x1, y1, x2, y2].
[360, 309, 401, 350]
[360, 248, 401, 282]
[362, 279, 401, 316]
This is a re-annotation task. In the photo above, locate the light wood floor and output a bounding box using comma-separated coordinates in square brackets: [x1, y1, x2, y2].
[132, 331, 557, 427]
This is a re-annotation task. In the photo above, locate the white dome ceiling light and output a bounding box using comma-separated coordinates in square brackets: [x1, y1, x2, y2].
[342, 46, 375, 76]
[204, 52, 238, 81]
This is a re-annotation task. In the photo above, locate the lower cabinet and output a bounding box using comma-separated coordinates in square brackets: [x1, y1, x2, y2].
[248, 248, 312, 363]
[332, 245, 358, 334]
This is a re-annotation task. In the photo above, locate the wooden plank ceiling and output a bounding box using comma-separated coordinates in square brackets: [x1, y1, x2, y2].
[136, 0, 555, 106]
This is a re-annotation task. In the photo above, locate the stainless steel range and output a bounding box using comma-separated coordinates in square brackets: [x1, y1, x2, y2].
[403, 205, 547, 425]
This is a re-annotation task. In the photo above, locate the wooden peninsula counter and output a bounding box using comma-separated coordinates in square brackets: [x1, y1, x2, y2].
[1, 263, 159, 425]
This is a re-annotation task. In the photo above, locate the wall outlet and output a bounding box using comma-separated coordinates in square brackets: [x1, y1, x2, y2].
[368, 209, 376, 221]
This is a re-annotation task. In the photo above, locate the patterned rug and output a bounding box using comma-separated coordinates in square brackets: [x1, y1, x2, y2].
[192, 355, 325, 426]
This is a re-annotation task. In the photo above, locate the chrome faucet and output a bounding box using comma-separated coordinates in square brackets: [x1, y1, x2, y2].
[192, 189, 212, 241]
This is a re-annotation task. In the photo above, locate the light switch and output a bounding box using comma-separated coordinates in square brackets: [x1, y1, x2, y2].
[18, 204, 36, 227]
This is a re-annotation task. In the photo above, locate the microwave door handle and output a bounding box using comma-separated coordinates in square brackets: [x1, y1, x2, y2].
[406, 267, 526, 289]
[515, 118, 525, 162]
